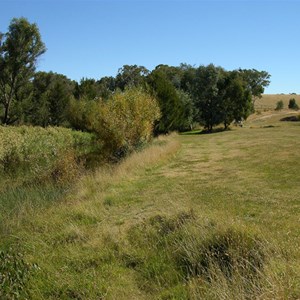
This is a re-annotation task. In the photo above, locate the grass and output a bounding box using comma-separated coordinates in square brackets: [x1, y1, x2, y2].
[255, 93, 300, 111]
[0, 126, 97, 189]
[1, 113, 300, 299]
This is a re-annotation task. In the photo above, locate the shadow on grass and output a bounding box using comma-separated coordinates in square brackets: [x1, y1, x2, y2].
[280, 115, 300, 122]
[180, 127, 231, 136]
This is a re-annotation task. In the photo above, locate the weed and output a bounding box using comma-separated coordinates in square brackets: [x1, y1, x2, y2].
[0, 249, 38, 299]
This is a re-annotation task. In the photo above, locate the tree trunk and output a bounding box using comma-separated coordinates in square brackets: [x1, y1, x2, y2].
[2, 80, 16, 124]
[3, 101, 10, 124]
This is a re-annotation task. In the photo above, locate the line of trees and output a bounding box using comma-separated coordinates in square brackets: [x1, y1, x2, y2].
[1, 17, 271, 133]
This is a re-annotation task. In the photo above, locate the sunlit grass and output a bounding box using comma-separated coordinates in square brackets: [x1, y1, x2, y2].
[256, 93, 300, 111]
[1, 116, 300, 299]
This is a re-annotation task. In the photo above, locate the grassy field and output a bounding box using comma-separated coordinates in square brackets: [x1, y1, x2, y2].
[1, 110, 300, 299]
[255, 94, 300, 111]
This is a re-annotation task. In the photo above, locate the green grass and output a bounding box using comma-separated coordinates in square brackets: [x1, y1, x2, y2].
[0, 183, 69, 236]
[1, 116, 300, 299]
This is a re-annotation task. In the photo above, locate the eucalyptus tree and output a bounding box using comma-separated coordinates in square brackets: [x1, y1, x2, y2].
[0, 17, 46, 124]
[29, 72, 75, 126]
[191, 64, 225, 131]
[221, 71, 252, 129]
[116, 64, 149, 90]
[147, 65, 195, 133]
[238, 69, 270, 105]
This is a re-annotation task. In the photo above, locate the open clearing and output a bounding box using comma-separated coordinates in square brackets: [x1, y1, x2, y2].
[1, 110, 300, 299]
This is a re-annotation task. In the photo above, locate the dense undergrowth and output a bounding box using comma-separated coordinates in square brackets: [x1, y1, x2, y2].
[0, 126, 96, 183]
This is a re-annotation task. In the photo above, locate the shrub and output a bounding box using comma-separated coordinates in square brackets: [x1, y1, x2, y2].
[68, 88, 161, 159]
[50, 150, 82, 183]
[275, 100, 284, 111]
[288, 98, 299, 110]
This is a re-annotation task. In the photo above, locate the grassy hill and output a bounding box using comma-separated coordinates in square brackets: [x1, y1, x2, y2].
[255, 93, 300, 111]
[1, 110, 300, 299]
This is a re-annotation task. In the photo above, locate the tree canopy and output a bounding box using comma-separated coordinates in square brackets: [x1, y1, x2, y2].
[0, 17, 46, 124]
[0, 17, 271, 133]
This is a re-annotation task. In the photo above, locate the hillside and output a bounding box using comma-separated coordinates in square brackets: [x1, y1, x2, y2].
[255, 93, 300, 111]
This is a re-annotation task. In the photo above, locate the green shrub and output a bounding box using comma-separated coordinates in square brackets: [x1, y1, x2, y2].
[68, 88, 161, 159]
[275, 100, 284, 111]
[288, 98, 299, 110]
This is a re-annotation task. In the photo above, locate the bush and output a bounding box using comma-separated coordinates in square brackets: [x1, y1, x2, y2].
[275, 100, 284, 111]
[68, 88, 161, 159]
[288, 98, 299, 110]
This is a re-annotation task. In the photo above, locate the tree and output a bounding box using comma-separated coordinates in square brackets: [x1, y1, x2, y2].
[187, 66, 254, 131]
[221, 71, 252, 129]
[116, 65, 149, 90]
[288, 98, 299, 110]
[0, 18, 46, 124]
[238, 69, 270, 105]
[74, 78, 99, 100]
[191, 64, 225, 132]
[275, 100, 284, 111]
[152, 64, 184, 89]
[97, 76, 116, 99]
[180, 63, 197, 93]
[147, 69, 183, 134]
[68, 88, 161, 159]
[28, 72, 74, 126]
[176, 89, 196, 131]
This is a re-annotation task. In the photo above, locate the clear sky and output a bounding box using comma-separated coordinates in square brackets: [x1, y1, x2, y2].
[1, 0, 299, 94]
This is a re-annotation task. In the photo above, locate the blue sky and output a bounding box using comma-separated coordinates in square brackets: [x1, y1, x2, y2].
[1, 0, 299, 94]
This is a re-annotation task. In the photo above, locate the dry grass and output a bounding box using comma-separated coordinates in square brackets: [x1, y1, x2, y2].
[255, 94, 300, 111]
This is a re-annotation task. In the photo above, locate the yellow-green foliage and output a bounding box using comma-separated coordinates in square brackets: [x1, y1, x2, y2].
[0, 126, 95, 176]
[69, 88, 161, 158]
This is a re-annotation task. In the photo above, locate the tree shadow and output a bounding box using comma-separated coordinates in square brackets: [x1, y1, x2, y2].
[280, 115, 300, 122]
[180, 127, 231, 135]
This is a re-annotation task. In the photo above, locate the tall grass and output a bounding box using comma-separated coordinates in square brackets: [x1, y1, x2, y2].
[0, 126, 96, 180]
[0, 126, 97, 238]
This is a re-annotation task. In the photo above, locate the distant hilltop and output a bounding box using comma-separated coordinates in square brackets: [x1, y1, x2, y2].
[256, 94, 300, 110]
